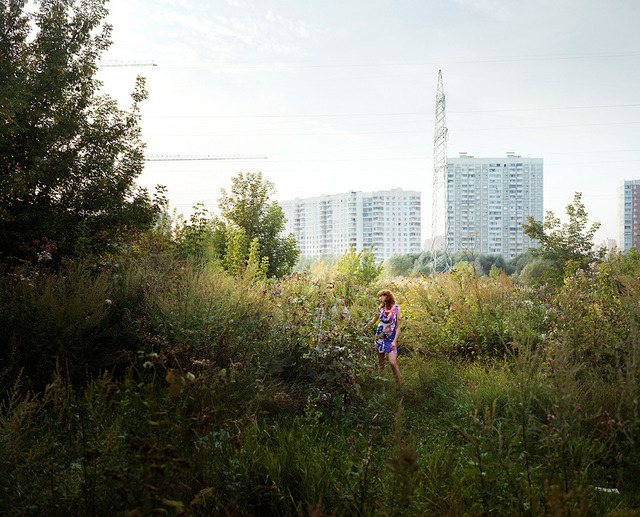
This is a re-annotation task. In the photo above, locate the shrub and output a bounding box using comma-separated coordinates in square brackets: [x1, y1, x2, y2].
[405, 269, 521, 359]
[550, 262, 630, 371]
[0, 264, 140, 391]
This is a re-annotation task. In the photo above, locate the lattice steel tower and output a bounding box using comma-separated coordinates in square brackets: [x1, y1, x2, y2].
[431, 70, 449, 272]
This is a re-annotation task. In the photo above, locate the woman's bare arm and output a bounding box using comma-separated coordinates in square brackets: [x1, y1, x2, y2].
[391, 309, 401, 351]
[364, 313, 379, 329]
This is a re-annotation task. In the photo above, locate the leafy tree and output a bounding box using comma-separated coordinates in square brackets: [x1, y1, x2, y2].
[174, 203, 214, 261]
[409, 251, 430, 275]
[224, 226, 248, 276]
[517, 257, 555, 284]
[335, 245, 383, 283]
[476, 254, 514, 276]
[385, 252, 419, 277]
[0, 0, 161, 262]
[411, 251, 438, 276]
[523, 192, 604, 285]
[509, 251, 535, 277]
[247, 237, 269, 280]
[217, 172, 299, 277]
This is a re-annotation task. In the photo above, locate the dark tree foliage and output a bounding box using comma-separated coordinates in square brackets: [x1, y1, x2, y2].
[216, 172, 299, 277]
[475, 254, 515, 276]
[0, 0, 161, 263]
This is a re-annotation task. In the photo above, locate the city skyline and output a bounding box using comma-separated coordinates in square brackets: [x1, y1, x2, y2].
[96, 0, 640, 244]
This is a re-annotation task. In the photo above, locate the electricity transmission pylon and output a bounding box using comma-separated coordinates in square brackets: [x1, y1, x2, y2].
[431, 70, 450, 274]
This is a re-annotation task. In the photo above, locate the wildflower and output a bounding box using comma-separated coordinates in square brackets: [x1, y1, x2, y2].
[147, 352, 159, 359]
[594, 487, 620, 494]
[37, 251, 52, 262]
[142, 361, 153, 369]
[105, 299, 112, 305]
[275, 391, 292, 401]
[186, 372, 196, 382]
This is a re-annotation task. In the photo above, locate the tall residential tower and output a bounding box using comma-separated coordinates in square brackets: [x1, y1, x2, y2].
[446, 153, 543, 260]
[282, 188, 421, 262]
[618, 180, 640, 252]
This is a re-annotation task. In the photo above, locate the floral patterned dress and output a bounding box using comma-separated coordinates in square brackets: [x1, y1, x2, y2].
[375, 305, 399, 354]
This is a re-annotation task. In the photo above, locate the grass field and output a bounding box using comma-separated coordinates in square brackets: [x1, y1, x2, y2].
[1, 256, 639, 516]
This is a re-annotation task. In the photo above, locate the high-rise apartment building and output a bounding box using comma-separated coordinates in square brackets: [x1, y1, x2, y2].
[281, 188, 421, 262]
[617, 180, 640, 252]
[446, 153, 543, 260]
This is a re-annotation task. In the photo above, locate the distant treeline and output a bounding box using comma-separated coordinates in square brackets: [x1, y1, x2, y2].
[295, 250, 541, 279]
[384, 250, 537, 278]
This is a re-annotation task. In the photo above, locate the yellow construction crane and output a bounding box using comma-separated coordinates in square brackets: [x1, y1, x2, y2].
[99, 60, 157, 67]
[99, 62, 267, 163]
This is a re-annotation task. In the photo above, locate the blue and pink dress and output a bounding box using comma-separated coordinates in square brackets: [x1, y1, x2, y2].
[375, 305, 399, 354]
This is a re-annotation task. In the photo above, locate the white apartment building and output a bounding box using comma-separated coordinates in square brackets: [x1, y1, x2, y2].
[446, 153, 543, 260]
[617, 179, 640, 252]
[281, 188, 421, 262]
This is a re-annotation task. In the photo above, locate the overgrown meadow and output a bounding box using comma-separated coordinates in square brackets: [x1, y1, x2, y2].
[1, 245, 640, 516]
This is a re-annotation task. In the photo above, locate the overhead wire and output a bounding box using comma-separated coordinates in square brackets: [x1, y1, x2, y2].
[130, 57, 640, 174]
[154, 51, 640, 70]
[141, 120, 640, 137]
[143, 103, 640, 120]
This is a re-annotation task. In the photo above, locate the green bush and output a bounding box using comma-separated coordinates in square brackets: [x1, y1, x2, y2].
[0, 264, 143, 391]
[549, 262, 631, 371]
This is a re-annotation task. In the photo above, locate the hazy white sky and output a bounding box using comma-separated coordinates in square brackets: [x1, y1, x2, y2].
[98, 0, 640, 244]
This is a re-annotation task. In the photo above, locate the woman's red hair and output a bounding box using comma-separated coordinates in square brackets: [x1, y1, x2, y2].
[377, 290, 396, 309]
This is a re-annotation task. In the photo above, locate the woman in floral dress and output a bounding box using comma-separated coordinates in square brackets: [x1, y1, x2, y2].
[364, 289, 401, 387]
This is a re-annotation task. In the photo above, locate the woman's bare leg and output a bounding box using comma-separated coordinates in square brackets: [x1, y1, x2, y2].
[377, 352, 386, 374]
[388, 352, 401, 387]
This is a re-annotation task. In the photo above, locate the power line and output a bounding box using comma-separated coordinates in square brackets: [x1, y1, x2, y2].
[450, 104, 640, 114]
[143, 129, 430, 137]
[144, 103, 640, 120]
[156, 51, 640, 70]
[141, 120, 640, 138]
[144, 154, 267, 161]
[453, 121, 640, 131]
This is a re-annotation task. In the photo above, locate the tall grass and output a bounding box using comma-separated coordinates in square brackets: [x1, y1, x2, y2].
[1, 255, 640, 515]
[403, 269, 549, 359]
